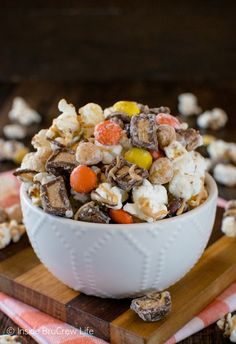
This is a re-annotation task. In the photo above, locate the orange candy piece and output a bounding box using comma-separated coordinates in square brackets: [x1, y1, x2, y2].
[109, 209, 134, 224]
[70, 165, 97, 193]
[156, 113, 181, 129]
[94, 120, 122, 145]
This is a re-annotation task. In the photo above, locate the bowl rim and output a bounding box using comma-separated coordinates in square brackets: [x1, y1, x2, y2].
[21, 173, 218, 229]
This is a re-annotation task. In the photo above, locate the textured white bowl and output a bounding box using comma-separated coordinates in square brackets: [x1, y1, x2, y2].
[21, 174, 218, 298]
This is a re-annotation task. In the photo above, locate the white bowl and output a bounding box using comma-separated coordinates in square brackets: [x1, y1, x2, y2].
[21, 174, 218, 298]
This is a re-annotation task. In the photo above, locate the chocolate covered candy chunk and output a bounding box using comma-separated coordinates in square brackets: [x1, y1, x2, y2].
[74, 201, 110, 223]
[40, 176, 73, 218]
[46, 149, 77, 175]
[130, 114, 158, 150]
[130, 291, 171, 321]
[106, 157, 148, 191]
[14, 168, 37, 182]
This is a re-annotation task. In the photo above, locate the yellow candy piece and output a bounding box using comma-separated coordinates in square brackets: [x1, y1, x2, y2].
[113, 101, 140, 117]
[203, 134, 216, 146]
[124, 147, 152, 170]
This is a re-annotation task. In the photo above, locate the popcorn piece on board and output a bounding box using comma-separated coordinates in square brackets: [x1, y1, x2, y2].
[207, 139, 229, 161]
[40, 176, 73, 218]
[130, 114, 158, 150]
[149, 158, 174, 185]
[124, 180, 168, 222]
[8, 97, 41, 125]
[217, 313, 236, 342]
[91, 182, 128, 209]
[106, 157, 148, 191]
[221, 200, 236, 237]
[156, 125, 176, 150]
[0, 335, 26, 343]
[79, 103, 104, 126]
[214, 164, 236, 187]
[130, 291, 171, 321]
[46, 149, 77, 174]
[197, 108, 228, 130]
[3, 124, 27, 140]
[5, 204, 22, 223]
[178, 93, 202, 116]
[0, 139, 28, 164]
[0, 223, 11, 249]
[0, 208, 9, 223]
[8, 220, 25, 243]
[75, 142, 103, 165]
[74, 201, 110, 223]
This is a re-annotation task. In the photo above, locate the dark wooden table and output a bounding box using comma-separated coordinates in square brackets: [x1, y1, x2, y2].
[0, 80, 235, 343]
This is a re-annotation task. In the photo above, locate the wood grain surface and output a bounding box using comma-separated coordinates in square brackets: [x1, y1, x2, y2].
[0, 1, 235, 82]
[0, 81, 235, 343]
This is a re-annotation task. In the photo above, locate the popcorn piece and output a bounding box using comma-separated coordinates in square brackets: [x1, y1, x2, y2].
[202, 134, 216, 146]
[33, 172, 57, 185]
[75, 142, 103, 165]
[46, 99, 81, 147]
[95, 141, 123, 164]
[46, 149, 77, 174]
[130, 291, 171, 321]
[40, 176, 73, 218]
[106, 157, 148, 191]
[32, 129, 51, 150]
[74, 201, 110, 223]
[91, 183, 128, 209]
[8, 97, 41, 125]
[164, 141, 187, 160]
[130, 114, 158, 150]
[0, 139, 28, 164]
[0, 335, 25, 343]
[71, 189, 91, 204]
[3, 124, 27, 140]
[176, 128, 203, 151]
[214, 164, 236, 187]
[0, 223, 11, 249]
[169, 172, 203, 200]
[8, 220, 25, 243]
[197, 108, 228, 130]
[228, 143, 236, 164]
[124, 180, 168, 222]
[178, 93, 202, 116]
[217, 313, 236, 342]
[207, 139, 229, 161]
[149, 158, 173, 185]
[156, 125, 176, 150]
[0, 208, 9, 223]
[221, 200, 236, 237]
[5, 204, 22, 223]
[28, 183, 41, 206]
[79, 103, 104, 126]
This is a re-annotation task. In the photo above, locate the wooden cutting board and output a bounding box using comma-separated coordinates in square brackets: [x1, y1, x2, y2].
[0, 208, 236, 344]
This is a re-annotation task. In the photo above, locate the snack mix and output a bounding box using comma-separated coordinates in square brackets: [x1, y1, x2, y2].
[15, 100, 208, 224]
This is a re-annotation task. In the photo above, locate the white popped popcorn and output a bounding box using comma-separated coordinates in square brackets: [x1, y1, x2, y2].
[9, 219, 25, 243]
[71, 189, 91, 203]
[207, 139, 229, 161]
[164, 141, 187, 160]
[6, 204, 22, 223]
[124, 180, 168, 222]
[104, 106, 115, 118]
[8, 97, 41, 125]
[32, 129, 51, 150]
[3, 124, 26, 140]
[91, 183, 128, 209]
[95, 141, 123, 164]
[21, 149, 50, 172]
[169, 172, 203, 200]
[46, 99, 81, 147]
[222, 216, 236, 237]
[0, 335, 23, 344]
[178, 93, 202, 116]
[28, 183, 41, 206]
[214, 164, 236, 187]
[0, 139, 28, 163]
[197, 108, 228, 130]
[33, 172, 56, 185]
[217, 313, 236, 342]
[0, 224, 11, 249]
[79, 103, 104, 125]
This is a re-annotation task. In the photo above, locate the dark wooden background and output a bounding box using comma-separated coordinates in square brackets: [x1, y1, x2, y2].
[0, 1, 235, 343]
[0, 0, 235, 82]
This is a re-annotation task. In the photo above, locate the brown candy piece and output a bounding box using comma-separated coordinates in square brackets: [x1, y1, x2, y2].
[156, 125, 176, 149]
[176, 128, 202, 151]
[74, 201, 110, 223]
[130, 291, 171, 322]
[46, 149, 77, 175]
[130, 114, 158, 150]
[168, 198, 184, 216]
[138, 104, 170, 115]
[13, 168, 37, 182]
[106, 111, 131, 123]
[106, 157, 148, 191]
[40, 176, 73, 218]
